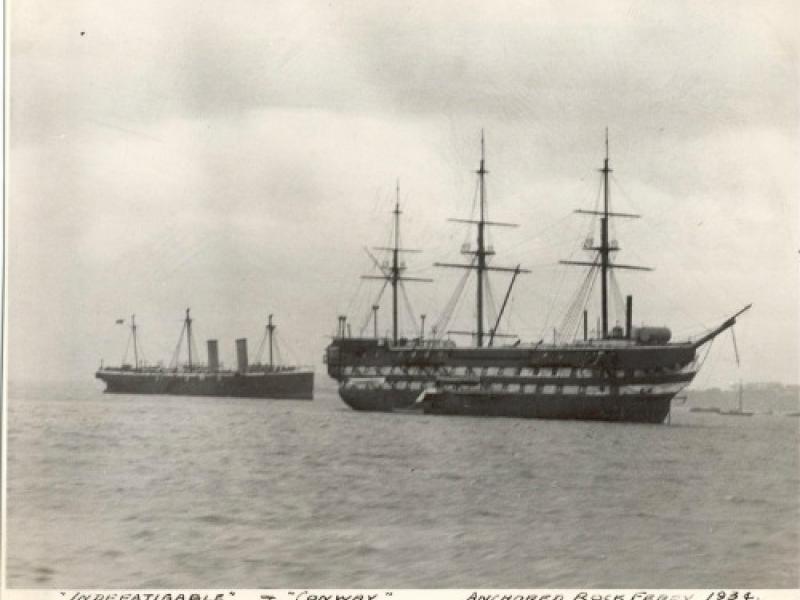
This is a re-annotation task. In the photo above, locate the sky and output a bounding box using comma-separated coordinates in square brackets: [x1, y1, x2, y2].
[7, 0, 799, 388]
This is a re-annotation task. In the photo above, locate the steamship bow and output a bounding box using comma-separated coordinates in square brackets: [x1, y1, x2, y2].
[325, 133, 750, 423]
[96, 311, 314, 399]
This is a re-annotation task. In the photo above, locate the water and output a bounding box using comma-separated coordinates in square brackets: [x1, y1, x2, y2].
[6, 380, 799, 588]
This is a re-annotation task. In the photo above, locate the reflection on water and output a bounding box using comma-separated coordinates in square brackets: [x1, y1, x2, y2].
[6, 380, 800, 587]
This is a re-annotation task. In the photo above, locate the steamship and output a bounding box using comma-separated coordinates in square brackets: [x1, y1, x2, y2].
[96, 310, 314, 399]
[324, 132, 750, 423]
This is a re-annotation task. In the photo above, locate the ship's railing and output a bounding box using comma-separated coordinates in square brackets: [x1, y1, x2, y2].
[371, 337, 457, 349]
[245, 363, 314, 373]
[100, 362, 315, 375]
[99, 365, 167, 373]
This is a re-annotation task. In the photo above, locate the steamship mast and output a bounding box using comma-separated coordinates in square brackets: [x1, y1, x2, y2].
[185, 308, 193, 370]
[168, 308, 196, 371]
[130, 314, 139, 369]
[267, 314, 275, 369]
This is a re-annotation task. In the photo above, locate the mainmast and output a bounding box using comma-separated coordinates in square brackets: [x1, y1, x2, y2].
[476, 132, 488, 346]
[267, 314, 275, 368]
[436, 130, 529, 347]
[560, 130, 651, 339]
[362, 180, 431, 344]
[600, 130, 611, 337]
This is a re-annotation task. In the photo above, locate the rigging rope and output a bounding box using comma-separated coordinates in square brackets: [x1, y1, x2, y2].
[586, 171, 603, 241]
[502, 213, 575, 255]
[121, 330, 132, 366]
[400, 282, 419, 337]
[433, 263, 473, 338]
[169, 322, 186, 370]
[137, 330, 147, 366]
[343, 278, 365, 323]
[189, 328, 200, 368]
[275, 330, 300, 366]
[561, 266, 591, 338]
[275, 335, 284, 366]
[559, 261, 598, 340]
[730, 327, 740, 366]
[456, 178, 482, 253]
[610, 270, 626, 329]
[485, 272, 499, 331]
[696, 338, 714, 376]
[254, 328, 267, 364]
[576, 267, 600, 340]
[358, 279, 389, 337]
[538, 244, 581, 341]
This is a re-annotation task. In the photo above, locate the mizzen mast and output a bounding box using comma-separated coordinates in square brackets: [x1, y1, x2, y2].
[131, 314, 139, 369]
[362, 180, 432, 343]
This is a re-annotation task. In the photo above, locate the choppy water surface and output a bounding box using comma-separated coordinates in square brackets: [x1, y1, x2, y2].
[6, 381, 799, 588]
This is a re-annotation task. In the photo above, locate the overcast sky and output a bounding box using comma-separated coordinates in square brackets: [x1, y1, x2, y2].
[8, 0, 799, 388]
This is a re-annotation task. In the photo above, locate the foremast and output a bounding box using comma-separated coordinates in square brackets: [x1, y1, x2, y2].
[560, 130, 651, 339]
[435, 130, 529, 347]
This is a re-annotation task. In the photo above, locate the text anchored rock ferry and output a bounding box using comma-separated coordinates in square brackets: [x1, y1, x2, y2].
[325, 132, 749, 423]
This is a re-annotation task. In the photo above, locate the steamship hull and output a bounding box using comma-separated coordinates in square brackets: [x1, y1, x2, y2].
[326, 337, 699, 423]
[95, 369, 314, 400]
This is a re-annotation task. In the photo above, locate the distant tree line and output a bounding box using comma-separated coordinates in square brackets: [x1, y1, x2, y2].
[689, 382, 799, 409]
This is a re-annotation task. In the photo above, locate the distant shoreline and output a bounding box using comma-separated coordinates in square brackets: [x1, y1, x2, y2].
[687, 382, 799, 412]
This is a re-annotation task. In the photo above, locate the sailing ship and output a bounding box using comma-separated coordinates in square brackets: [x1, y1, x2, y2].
[96, 310, 314, 399]
[719, 383, 754, 416]
[324, 132, 750, 423]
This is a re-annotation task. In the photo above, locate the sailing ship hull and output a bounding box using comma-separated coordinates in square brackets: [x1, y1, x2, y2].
[95, 369, 314, 400]
[339, 384, 418, 412]
[337, 383, 673, 423]
[324, 136, 750, 424]
[326, 337, 697, 423]
[421, 389, 672, 423]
